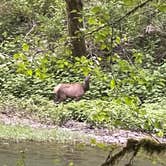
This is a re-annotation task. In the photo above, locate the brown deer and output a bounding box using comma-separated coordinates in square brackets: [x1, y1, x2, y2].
[53, 75, 90, 102]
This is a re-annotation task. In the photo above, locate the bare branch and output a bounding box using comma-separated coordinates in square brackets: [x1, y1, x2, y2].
[24, 21, 36, 39]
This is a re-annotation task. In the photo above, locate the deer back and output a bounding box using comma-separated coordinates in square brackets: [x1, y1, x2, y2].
[53, 75, 90, 102]
[59, 83, 85, 98]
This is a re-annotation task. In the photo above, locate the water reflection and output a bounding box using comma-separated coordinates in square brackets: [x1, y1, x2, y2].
[0, 141, 166, 166]
[0, 141, 108, 166]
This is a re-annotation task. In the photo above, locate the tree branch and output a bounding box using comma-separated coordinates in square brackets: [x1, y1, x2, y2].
[85, 0, 155, 37]
[115, 0, 154, 23]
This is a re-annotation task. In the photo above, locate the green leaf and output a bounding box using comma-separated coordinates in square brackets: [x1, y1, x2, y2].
[115, 36, 121, 44]
[123, 0, 135, 6]
[35, 69, 41, 77]
[2, 31, 7, 38]
[91, 6, 101, 13]
[90, 138, 97, 145]
[157, 4, 166, 12]
[100, 43, 107, 50]
[133, 52, 143, 64]
[83, 69, 90, 76]
[14, 53, 27, 61]
[124, 97, 133, 106]
[88, 17, 97, 25]
[16, 62, 27, 73]
[157, 130, 164, 137]
[0, 53, 5, 61]
[110, 79, 116, 89]
[22, 43, 29, 52]
[26, 69, 33, 76]
[13, 53, 21, 60]
[118, 59, 130, 71]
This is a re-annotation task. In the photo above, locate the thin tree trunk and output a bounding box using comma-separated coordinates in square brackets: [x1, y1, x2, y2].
[65, 0, 87, 57]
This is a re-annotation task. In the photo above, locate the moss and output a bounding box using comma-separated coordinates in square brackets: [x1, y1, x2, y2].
[102, 138, 166, 166]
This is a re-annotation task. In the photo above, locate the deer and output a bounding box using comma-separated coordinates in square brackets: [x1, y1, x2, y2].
[53, 75, 90, 103]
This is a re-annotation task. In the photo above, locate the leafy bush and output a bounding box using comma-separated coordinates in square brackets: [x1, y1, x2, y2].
[0, 95, 165, 135]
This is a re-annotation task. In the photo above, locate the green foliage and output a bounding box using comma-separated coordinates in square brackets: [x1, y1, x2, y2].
[0, 95, 165, 135]
[0, 0, 166, 137]
[0, 58, 54, 98]
[142, 98, 166, 136]
[0, 123, 91, 143]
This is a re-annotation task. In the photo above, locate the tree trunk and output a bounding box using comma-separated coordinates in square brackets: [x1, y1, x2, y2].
[65, 0, 87, 57]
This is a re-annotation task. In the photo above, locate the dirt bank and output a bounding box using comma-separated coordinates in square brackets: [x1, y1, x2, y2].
[0, 112, 165, 145]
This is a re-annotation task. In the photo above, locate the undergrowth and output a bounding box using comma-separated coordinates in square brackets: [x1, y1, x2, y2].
[0, 95, 165, 136]
[0, 0, 166, 139]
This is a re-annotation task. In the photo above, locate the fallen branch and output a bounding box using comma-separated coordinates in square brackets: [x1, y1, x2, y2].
[101, 138, 166, 166]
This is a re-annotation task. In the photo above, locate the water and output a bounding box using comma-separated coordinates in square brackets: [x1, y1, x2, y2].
[0, 141, 108, 166]
[0, 141, 166, 166]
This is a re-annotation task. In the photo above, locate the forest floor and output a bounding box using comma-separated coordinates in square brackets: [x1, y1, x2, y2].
[0, 111, 165, 145]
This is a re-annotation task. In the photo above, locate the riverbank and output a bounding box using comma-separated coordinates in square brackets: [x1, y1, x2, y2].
[0, 95, 166, 145]
[0, 111, 165, 145]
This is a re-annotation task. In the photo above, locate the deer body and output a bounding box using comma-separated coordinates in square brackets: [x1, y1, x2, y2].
[53, 75, 90, 102]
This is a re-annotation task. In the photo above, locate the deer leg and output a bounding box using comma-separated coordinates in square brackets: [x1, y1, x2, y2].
[75, 96, 81, 101]
[54, 97, 60, 104]
[54, 92, 64, 103]
[53, 93, 58, 103]
[58, 93, 67, 103]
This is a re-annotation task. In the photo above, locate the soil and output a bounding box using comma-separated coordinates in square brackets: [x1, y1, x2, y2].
[0, 111, 165, 145]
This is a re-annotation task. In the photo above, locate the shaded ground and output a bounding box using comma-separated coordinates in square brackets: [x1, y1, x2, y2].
[0, 111, 165, 145]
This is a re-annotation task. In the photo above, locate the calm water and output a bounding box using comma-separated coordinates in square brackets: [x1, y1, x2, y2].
[0, 141, 165, 166]
[0, 141, 108, 166]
